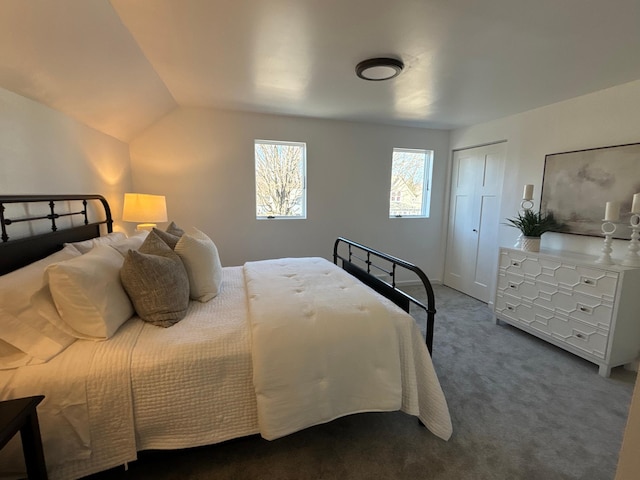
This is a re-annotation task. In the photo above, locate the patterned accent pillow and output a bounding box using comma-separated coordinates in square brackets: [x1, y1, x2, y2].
[120, 231, 190, 327]
[166, 221, 185, 237]
[152, 228, 181, 250]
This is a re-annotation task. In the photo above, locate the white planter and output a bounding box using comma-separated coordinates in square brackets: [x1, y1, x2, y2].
[520, 236, 541, 252]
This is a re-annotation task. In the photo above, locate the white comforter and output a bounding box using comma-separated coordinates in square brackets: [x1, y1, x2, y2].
[245, 258, 402, 439]
[0, 260, 451, 480]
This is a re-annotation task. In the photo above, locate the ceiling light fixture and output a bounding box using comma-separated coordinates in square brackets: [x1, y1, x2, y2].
[355, 57, 404, 81]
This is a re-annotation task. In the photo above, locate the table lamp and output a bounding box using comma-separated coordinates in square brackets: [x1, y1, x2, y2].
[122, 193, 168, 231]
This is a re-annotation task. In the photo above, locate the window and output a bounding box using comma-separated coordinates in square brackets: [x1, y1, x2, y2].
[389, 148, 433, 218]
[255, 140, 306, 219]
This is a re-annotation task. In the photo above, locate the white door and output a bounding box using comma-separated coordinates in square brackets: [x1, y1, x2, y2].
[444, 143, 505, 303]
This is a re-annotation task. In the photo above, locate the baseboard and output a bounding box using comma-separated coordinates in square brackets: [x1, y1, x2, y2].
[396, 279, 443, 287]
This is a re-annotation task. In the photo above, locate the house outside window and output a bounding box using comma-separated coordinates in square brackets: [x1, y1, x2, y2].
[255, 140, 307, 219]
[389, 148, 433, 218]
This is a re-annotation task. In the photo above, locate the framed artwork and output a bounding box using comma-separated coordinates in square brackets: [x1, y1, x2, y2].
[540, 142, 640, 239]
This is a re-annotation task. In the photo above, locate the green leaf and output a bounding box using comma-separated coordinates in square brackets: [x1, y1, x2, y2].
[504, 210, 562, 237]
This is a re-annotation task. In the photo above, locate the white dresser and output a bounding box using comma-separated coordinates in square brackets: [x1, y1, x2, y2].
[494, 247, 640, 377]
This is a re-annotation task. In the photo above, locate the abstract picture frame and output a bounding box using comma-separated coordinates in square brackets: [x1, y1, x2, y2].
[540, 142, 640, 240]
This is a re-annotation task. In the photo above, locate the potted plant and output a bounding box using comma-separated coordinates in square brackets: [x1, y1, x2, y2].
[504, 210, 561, 252]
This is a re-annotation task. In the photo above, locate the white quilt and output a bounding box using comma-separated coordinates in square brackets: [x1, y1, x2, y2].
[0, 319, 143, 479]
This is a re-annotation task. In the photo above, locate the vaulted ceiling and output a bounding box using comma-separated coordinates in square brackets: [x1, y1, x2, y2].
[2, 0, 640, 142]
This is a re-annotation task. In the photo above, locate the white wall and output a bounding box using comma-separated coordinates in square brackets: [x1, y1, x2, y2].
[451, 79, 640, 259]
[0, 87, 133, 230]
[129, 108, 450, 279]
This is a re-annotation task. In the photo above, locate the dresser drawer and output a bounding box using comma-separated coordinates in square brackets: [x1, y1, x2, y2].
[497, 272, 614, 328]
[498, 250, 619, 300]
[496, 293, 552, 332]
[496, 271, 539, 300]
[499, 250, 542, 277]
[495, 294, 609, 359]
[548, 316, 608, 359]
[495, 292, 549, 330]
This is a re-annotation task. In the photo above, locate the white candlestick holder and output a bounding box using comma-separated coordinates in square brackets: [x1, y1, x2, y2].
[514, 199, 535, 249]
[595, 221, 616, 265]
[621, 214, 640, 267]
[520, 199, 534, 211]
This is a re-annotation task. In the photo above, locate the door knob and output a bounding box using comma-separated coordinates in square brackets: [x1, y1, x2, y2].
[472, 229, 478, 232]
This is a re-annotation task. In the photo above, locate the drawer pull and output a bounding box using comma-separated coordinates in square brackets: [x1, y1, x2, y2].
[582, 277, 595, 285]
[579, 305, 593, 314]
[510, 260, 521, 267]
[509, 282, 518, 290]
[506, 306, 515, 311]
[575, 332, 586, 340]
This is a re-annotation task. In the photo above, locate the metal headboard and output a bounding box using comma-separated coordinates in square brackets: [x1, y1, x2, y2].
[333, 237, 437, 354]
[0, 194, 113, 275]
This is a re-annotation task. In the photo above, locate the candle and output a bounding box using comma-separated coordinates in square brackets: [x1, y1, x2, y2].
[632, 193, 640, 214]
[523, 184, 534, 201]
[604, 201, 620, 221]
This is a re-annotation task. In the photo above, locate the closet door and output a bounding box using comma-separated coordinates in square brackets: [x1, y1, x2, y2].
[444, 143, 505, 303]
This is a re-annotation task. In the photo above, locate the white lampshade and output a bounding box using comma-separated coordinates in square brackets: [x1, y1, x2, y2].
[122, 193, 167, 230]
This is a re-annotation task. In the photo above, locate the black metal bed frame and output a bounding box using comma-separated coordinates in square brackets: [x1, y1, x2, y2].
[0, 196, 436, 353]
[0, 194, 113, 276]
[333, 237, 436, 354]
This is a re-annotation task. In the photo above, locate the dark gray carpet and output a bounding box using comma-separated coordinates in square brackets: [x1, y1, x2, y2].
[84, 285, 635, 480]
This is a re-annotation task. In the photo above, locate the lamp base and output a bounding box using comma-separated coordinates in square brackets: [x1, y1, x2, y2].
[136, 223, 157, 231]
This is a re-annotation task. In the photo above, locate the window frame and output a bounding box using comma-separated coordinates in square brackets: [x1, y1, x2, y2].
[388, 147, 433, 218]
[254, 139, 307, 220]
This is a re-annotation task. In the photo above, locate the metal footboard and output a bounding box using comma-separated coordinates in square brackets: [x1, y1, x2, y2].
[333, 237, 436, 354]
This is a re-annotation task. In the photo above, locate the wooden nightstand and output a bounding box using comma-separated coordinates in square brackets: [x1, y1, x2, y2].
[0, 396, 48, 479]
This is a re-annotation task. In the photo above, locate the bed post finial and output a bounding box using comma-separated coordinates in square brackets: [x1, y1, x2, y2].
[49, 201, 57, 232]
[0, 203, 7, 242]
[83, 199, 89, 225]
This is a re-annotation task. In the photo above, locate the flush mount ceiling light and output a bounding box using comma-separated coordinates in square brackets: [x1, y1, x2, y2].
[355, 57, 404, 81]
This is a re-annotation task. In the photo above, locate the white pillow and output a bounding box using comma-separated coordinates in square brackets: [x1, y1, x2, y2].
[0, 244, 79, 306]
[65, 231, 127, 254]
[45, 245, 134, 340]
[174, 227, 223, 302]
[0, 297, 75, 365]
[0, 245, 80, 367]
[110, 230, 149, 256]
[0, 340, 40, 370]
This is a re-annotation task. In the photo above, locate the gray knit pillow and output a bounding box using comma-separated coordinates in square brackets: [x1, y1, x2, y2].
[166, 221, 185, 237]
[152, 228, 182, 250]
[120, 231, 189, 327]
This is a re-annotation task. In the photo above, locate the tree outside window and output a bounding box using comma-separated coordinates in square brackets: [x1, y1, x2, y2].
[389, 148, 433, 217]
[255, 140, 306, 218]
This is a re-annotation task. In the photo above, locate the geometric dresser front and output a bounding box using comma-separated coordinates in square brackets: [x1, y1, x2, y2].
[494, 247, 640, 377]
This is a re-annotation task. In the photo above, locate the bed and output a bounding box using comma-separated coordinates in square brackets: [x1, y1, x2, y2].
[0, 194, 452, 480]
